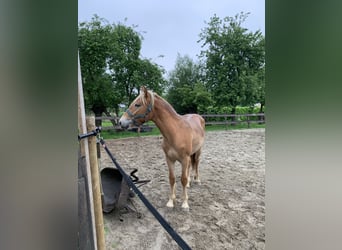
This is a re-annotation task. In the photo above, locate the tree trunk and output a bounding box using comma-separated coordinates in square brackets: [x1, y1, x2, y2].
[94, 112, 102, 127]
[259, 103, 265, 123]
[104, 110, 117, 127]
[92, 107, 104, 159]
[92, 106, 104, 127]
[259, 103, 264, 113]
[114, 106, 120, 118]
[231, 106, 237, 126]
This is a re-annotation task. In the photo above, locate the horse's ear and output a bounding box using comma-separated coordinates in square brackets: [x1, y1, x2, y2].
[140, 86, 148, 98]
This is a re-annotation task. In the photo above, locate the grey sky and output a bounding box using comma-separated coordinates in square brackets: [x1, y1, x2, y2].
[78, 0, 265, 75]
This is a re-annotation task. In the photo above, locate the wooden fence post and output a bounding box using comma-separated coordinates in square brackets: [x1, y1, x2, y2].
[86, 116, 106, 250]
[78, 52, 97, 250]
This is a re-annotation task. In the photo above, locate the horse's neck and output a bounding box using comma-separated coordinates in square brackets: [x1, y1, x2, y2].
[151, 96, 180, 139]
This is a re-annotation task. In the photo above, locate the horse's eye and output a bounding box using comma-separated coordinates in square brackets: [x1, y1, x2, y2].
[135, 103, 141, 108]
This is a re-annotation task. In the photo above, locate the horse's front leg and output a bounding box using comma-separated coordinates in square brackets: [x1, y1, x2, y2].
[181, 156, 191, 210]
[165, 157, 176, 208]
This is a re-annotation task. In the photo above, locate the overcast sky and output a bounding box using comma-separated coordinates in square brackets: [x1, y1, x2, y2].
[78, 0, 265, 75]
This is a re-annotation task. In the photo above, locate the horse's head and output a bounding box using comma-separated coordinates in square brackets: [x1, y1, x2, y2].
[119, 86, 155, 129]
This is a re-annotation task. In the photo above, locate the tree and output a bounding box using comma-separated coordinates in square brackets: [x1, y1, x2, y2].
[198, 12, 265, 115]
[107, 22, 166, 105]
[107, 23, 141, 104]
[78, 15, 166, 125]
[166, 54, 212, 114]
[78, 15, 120, 126]
[256, 65, 265, 113]
[133, 59, 166, 95]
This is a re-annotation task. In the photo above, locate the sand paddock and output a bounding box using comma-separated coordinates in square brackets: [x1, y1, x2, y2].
[100, 128, 265, 250]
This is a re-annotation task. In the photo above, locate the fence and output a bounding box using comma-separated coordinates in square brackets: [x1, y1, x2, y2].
[95, 113, 265, 131]
[201, 113, 265, 128]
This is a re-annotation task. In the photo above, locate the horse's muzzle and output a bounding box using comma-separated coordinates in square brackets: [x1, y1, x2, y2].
[119, 117, 131, 129]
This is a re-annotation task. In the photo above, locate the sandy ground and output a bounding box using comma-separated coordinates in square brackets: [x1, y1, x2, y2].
[100, 128, 265, 250]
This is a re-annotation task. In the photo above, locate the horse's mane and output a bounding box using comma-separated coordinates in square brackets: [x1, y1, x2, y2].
[138, 90, 155, 107]
[138, 90, 178, 116]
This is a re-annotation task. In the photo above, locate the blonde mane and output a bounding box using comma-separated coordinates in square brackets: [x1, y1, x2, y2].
[138, 89, 155, 107]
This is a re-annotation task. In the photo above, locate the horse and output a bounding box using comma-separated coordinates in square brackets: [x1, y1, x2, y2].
[119, 86, 205, 210]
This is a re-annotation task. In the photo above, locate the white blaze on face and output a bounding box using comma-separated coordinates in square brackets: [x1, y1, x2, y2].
[119, 94, 145, 129]
[118, 115, 132, 129]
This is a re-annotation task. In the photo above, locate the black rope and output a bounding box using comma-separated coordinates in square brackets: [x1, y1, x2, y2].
[99, 138, 192, 250]
[78, 127, 101, 140]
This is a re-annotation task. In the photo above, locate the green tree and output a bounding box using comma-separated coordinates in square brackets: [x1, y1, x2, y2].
[198, 12, 265, 115]
[107, 23, 140, 104]
[129, 58, 166, 99]
[256, 65, 265, 113]
[107, 22, 166, 104]
[78, 15, 166, 125]
[167, 54, 212, 114]
[78, 15, 120, 126]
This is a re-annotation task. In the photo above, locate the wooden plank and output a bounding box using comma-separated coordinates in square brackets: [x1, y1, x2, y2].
[78, 52, 97, 250]
[78, 177, 94, 250]
[78, 151, 95, 250]
[95, 116, 119, 120]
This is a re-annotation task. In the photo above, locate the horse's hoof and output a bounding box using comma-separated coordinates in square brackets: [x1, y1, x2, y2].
[166, 200, 174, 208]
[181, 202, 189, 211]
[193, 179, 201, 185]
[181, 206, 190, 212]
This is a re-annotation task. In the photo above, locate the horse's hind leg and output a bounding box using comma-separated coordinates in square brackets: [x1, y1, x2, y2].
[192, 149, 202, 183]
[165, 157, 176, 208]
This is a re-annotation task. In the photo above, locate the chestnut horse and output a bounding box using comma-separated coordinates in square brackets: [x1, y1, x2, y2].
[119, 86, 205, 210]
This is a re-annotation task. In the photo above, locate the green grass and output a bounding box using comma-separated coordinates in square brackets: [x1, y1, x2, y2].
[99, 123, 265, 140]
